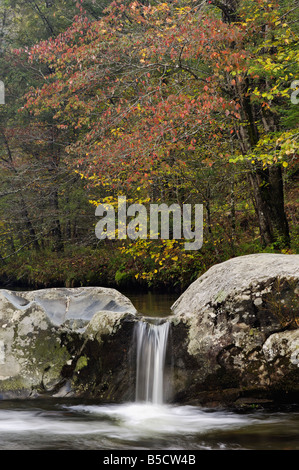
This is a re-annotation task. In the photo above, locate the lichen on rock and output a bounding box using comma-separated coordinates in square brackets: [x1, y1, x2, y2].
[170, 253, 299, 407]
[0, 286, 137, 399]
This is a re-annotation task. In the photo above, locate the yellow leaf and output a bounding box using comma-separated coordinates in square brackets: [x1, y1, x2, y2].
[282, 161, 288, 168]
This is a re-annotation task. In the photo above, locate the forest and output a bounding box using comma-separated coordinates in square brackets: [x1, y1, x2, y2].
[0, 0, 298, 293]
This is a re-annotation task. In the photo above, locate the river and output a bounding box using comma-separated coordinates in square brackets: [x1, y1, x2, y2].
[0, 399, 298, 450]
[122, 290, 178, 317]
[0, 291, 298, 451]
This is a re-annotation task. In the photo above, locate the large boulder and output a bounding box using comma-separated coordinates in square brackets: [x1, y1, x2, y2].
[170, 253, 299, 407]
[0, 287, 137, 400]
[1, 253, 298, 408]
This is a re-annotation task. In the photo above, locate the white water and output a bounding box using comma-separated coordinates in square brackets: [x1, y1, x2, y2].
[0, 318, 298, 449]
[1, 401, 297, 450]
[0, 310, 298, 450]
[135, 320, 170, 404]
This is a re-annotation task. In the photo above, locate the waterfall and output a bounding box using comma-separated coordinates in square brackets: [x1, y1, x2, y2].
[135, 320, 170, 405]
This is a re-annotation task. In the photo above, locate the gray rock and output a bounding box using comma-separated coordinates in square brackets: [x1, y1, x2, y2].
[0, 287, 137, 400]
[1, 254, 298, 407]
[169, 253, 299, 407]
[172, 253, 299, 319]
[1, 286, 136, 327]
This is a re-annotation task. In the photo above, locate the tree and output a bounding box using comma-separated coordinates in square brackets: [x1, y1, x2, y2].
[0, 0, 105, 258]
[22, 0, 298, 250]
[225, 0, 299, 247]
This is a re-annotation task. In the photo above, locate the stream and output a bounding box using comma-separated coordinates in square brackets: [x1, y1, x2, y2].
[0, 400, 298, 450]
[0, 291, 298, 451]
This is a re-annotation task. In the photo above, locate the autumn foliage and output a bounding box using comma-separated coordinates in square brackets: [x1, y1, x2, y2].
[0, 0, 298, 289]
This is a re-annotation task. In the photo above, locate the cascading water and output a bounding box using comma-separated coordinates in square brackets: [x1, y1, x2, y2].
[135, 319, 170, 405]
[0, 293, 295, 450]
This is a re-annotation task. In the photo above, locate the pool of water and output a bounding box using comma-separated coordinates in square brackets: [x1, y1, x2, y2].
[0, 400, 298, 450]
[1, 291, 298, 452]
[123, 291, 178, 318]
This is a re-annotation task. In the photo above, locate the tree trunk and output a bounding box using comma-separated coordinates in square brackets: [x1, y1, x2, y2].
[50, 188, 63, 252]
[235, 82, 290, 249]
[213, 0, 291, 249]
[249, 163, 290, 248]
[1, 130, 40, 251]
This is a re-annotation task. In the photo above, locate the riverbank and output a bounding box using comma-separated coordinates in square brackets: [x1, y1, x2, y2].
[1, 236, 297, 293]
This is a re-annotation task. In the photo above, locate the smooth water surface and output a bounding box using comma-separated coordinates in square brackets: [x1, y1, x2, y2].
[0, 400, 298, 450]
[123, 291, 177, 317]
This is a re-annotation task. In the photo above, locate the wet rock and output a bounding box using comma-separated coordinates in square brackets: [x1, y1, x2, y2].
[170, 253, 299, 407]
